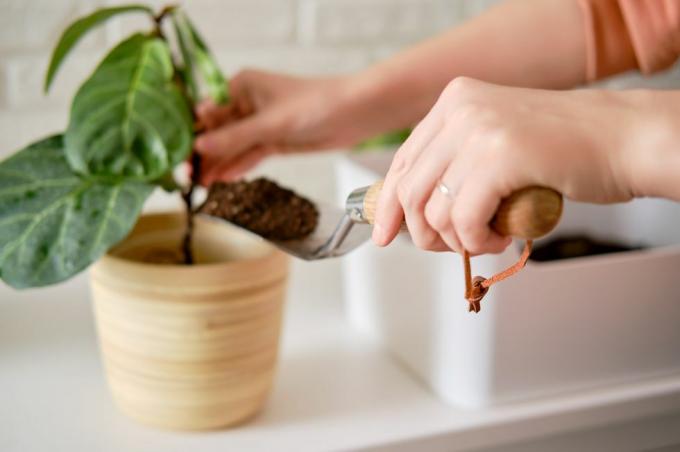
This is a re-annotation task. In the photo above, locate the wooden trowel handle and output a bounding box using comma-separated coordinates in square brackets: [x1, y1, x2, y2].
[361, 180, 563, 240]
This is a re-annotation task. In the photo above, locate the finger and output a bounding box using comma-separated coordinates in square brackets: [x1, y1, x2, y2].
[198, 154, 226, 186]
[450, 169, 513, 255]
[397, 179, 442, 251]
[424, 186, 463, 254]
[196, 70, 254, 129]
[194, 99, 235, 129]
[419, 236, 451, 252]
[216, 147, 274, 183]
[201, 146, 275, 186]
[229, 69, 263, 116]
[194, 113, 279, 160]
[372, 113, 444, 247]
[396, 123, 461, 250]
[195, 99, 216, 118]
[197, 149, 240, 186]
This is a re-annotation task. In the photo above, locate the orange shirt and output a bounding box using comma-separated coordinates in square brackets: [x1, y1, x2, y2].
[578, 0, 680, 80]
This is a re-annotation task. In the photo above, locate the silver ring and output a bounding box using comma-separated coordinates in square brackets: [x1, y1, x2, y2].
[437, 181, 453, 199]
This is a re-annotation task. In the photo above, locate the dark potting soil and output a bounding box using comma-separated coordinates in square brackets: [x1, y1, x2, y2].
[529, 235, 644, 262]
[139, 247, 185, 265]
[200, 178, 319, 241]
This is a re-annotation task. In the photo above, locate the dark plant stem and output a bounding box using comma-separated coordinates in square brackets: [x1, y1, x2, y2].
[152, 5, 176, 38]
[181, 153, 201, 265]
[156, 4, 200, 265]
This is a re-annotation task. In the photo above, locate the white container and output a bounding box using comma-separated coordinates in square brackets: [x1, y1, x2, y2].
[337, 151, 680, 408]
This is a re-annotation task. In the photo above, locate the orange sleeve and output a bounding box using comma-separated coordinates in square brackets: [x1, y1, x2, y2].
[577, 0, 680, 81]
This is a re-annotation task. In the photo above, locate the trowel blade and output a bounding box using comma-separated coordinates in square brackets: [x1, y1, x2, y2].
[198, 201, 372, 261]
[271, 202, 372, 260]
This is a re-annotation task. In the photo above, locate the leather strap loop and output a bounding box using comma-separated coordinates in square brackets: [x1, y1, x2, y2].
[463, 240, 533, 313]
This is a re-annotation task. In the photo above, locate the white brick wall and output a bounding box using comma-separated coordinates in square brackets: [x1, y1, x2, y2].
[298, 0, 463, 45]
[0, 0, 678, 156]
[0, 0, 107, 52]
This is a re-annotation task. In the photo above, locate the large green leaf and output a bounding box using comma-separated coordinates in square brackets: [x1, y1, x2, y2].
[172, 14, 200, 103]
[171, 11, 229, 104]
[0, 135, 153, 289]
[65, 33, 193, 180]
[44, 5, 153, 93]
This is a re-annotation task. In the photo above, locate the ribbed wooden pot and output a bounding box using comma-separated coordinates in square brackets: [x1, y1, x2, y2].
[90, 213, 289, 430]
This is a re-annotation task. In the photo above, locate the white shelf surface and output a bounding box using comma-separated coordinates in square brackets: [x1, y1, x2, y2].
[2, 155, 680, 452]
[2, 257, 680, 452]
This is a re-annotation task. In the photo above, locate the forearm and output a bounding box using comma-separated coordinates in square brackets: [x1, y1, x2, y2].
[345, 0, 588, 135]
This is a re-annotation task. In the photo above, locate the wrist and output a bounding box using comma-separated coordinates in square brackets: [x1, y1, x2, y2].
[624, 91, 680, 201]
[325, 71, 407, 145]
[342, 62, 436, 135]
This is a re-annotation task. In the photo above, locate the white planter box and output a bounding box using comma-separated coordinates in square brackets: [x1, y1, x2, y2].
[336, 151, 680, 408]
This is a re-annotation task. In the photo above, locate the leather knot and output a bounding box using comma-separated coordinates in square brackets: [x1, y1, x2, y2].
[466, 276, 488, 313]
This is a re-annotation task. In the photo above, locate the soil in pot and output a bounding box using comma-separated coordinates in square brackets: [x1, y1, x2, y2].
[530, 234, 645, 262]
[200, 177, 319, 241]
[128, 178, 318, 265]
[138, 247, 185, 265]
[111, 213, 275, 266]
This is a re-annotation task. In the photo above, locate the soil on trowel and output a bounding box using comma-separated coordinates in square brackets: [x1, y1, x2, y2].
[200, 178, 319, 241]
[529, 235, 644, 262]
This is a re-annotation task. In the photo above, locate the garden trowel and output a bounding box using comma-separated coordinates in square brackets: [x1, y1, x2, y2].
[201, 180, 563, 261]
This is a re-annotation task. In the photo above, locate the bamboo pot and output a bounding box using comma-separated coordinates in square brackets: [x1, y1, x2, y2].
[90, 213, 290, 430]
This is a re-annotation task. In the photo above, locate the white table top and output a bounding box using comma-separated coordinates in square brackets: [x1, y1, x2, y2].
[2, 155, 680, 452]
[3, 256, 680, 452]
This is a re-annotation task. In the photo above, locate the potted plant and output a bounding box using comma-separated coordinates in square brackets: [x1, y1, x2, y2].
[0, 4, 290, 430]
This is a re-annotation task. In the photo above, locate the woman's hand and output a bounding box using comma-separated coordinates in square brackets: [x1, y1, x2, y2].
[372, 77, 672, 255]
[194, 70, 380, 185]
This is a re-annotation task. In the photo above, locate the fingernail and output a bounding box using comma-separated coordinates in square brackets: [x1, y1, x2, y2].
[372, 223, 386, 246]
[194, 136, 208, 151]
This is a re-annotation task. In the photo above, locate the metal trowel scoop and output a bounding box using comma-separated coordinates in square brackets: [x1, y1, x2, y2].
[199, 182, 380, 260]
[260, 199, 372, 260]
[201, 180, 563, 261]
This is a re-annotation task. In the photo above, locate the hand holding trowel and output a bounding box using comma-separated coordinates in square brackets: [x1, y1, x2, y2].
[201, 180, 562, 311]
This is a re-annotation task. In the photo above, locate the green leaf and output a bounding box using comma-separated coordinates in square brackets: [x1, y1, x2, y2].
[172, 15, 200, 103]
[155, 171, 181, 192]
[65, 33, 193, 181]
[355, 128, 412, 151]
[0, 135, 153, 289]
[171, 11, 229, 104]
[44, 5, 154, 93]
[195, 48, 229, 103]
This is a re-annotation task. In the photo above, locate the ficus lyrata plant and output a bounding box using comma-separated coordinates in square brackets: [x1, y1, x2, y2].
[0, 4, 228, 289]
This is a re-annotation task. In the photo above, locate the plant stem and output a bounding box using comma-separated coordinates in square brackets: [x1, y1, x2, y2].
[181, 153, 201, 265]
[154, 5, 177, 23]
[152, 5, 177, 37]
[156, 4, 200, 265]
